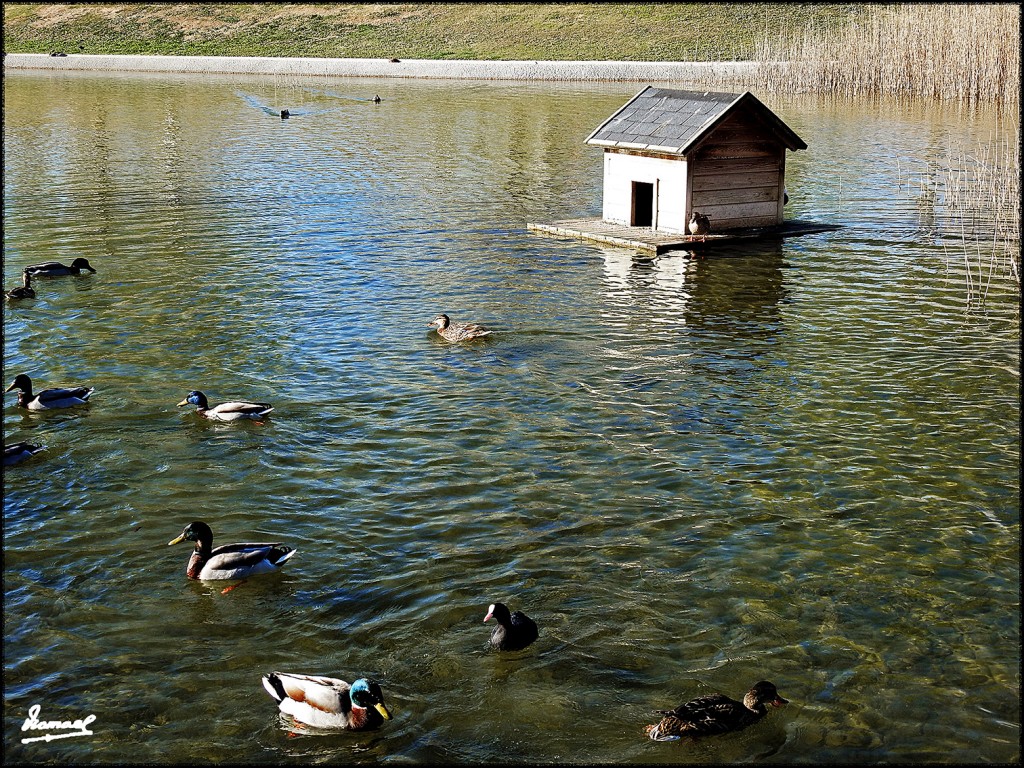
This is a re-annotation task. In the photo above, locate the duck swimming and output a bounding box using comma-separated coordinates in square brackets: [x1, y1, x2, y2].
[645, 680, 788, 741]
[4, 442, 47, 466]
[428, 313, 493, 342]
[5, 272, 35, 300]
[484, 601, 538, 651]
[23, 258, 97, 277]
[176, 390, 273, 422]
[5, 373, 94, 410]
[262, 673, 392, 730]
[168, 521, 296, 580]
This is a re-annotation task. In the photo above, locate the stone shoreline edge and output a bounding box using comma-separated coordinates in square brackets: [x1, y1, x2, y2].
[3, 53, 757, 81]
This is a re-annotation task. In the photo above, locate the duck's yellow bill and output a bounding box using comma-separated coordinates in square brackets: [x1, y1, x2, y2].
[175, 399, 189, 407]
[168, 534, 186, 546]
[375, 703, 392, 720]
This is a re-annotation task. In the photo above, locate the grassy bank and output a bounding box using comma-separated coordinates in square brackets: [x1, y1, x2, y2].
[4, 4, 1017, 105]
[1, 3, 866, 62]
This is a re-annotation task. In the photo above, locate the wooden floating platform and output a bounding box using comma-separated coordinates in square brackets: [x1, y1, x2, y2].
[527, 218, 841, 254]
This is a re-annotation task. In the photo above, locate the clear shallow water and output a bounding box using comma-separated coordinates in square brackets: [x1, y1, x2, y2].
[3, 71, 1019, 764]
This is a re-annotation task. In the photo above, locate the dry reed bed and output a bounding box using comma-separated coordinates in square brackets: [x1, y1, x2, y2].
[682, 3, 1020, 298]
[749, 4, 1020, 105]
[672, 5, 1018, 105]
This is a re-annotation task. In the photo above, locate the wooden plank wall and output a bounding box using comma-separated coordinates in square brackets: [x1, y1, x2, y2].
[688, 110, 786, 230]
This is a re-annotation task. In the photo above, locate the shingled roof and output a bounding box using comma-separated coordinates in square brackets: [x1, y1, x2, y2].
[585, 87, 806, 155]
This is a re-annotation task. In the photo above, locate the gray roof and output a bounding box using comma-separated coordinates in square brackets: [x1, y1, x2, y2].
[585, 87, 806, 155]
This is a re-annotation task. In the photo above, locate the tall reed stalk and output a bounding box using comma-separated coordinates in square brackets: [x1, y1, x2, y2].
[941, 134, 1021, 246]
[938, 133, 1020, 303]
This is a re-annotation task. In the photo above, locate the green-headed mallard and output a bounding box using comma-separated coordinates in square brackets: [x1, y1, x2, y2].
[4, 441, 47, 466]
[176, 390, 273, 422]
[428, 313, 493, 342]
[168, 520, 296, 580]
[5, 373, 94, 410]
[484, 601, 538, 651]
[262, 672, 392, 730]
[645, 680, 789, 741]
[688, 211, 711, 241]
[23, 258, 96, 277]
[5, 272, 35, 300]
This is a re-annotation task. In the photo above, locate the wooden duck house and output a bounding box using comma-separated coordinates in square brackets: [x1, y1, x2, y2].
[585, 87, 806, 233]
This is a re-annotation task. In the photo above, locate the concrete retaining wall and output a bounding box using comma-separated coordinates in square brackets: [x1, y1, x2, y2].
[3, 53, 758, 82]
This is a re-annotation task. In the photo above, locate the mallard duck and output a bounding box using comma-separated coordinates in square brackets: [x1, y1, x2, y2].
[428, 313, 493, 342]
[176, 390, 273, 422]
[5, 373, 94, 410]
[262, 673, 392, 730]
[4, 442, 47, 466]
[484, 601, 538, 651]
[688, 211, 711, 241]
[645, 680, 788, 741]
[23, 258, 96, 277]
[167, 520, 296, 580]
[5, 272, 35, 300]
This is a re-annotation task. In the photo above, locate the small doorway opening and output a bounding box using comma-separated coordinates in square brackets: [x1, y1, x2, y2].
[631, 181, 654, 227]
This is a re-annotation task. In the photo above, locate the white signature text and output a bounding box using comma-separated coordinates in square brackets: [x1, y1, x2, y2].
[21, 704, 96, 744]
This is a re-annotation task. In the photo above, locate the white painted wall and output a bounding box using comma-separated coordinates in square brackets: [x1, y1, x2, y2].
[602, 152, 689, 233]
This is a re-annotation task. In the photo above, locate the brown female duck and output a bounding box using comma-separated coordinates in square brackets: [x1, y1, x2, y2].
[645, 680, 788, 741]
[688, 211, 711, 241]
[428, 313, 493, 342]
[5, 272, 35, 300]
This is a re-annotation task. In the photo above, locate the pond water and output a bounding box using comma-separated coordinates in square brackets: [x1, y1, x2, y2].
[3, 70, 1019, 765]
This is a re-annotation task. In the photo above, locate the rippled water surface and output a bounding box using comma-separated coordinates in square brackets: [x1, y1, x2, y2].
[3, 71, 1019, 764]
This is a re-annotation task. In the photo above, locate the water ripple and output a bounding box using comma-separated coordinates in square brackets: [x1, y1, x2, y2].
[2, 73, 1019, 765]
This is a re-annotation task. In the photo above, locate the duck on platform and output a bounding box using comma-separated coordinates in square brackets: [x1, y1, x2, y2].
[5, 272, 35, 300]
[4, 442, 47, 466]
[23, 258, 97, 277]
[5, 373, 94, 410]
[644, 680, 788, 741]
[262, 672, 392, 730]
[484, 601, 538, 651]
[176, 390, 273, 422]
[688, 211, 711, 242]
[168, 520, 296, 580]
[428, 313, 493, 342]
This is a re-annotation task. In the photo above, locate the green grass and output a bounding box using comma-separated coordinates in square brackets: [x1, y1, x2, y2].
[2, 2, 866, 61]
